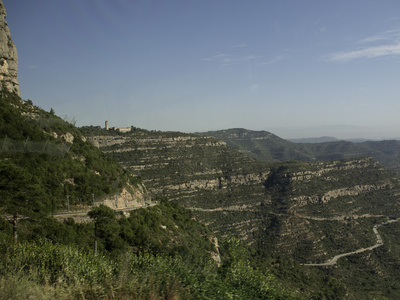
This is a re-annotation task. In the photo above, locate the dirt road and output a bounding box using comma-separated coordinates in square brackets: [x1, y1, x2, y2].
[303, 218, 399, 267]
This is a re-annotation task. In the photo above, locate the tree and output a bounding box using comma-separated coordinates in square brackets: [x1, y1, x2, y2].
[88, 205, 123, 253]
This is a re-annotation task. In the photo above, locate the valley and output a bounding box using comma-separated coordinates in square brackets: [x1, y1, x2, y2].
[80, 125, 400, 298]
[1, 0, 400, 297]
[83, 127, 400, 255]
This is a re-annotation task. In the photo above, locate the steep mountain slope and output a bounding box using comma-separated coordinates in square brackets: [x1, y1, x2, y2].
[202, 128, 400, 174]
[83, 126, 270, 206]
[0, 91, 145, 217]
[259, 158, 400, 260]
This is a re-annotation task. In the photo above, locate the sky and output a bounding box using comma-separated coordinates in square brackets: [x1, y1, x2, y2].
[4, 0, 400, 139]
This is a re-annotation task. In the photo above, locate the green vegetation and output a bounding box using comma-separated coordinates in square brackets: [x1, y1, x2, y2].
[306, 221, 400, 299]
[0, 90, 138, 218]
[0, 201, 299, 299]
[0, 237, 297, 299]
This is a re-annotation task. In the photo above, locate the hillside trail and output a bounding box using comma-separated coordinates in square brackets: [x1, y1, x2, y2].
[303, 218, 400, 267]
[53, 203, 156, 217]
[4, 203, 157, 224]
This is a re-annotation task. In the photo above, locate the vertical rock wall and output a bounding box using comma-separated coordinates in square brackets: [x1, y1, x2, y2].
[0, 0, 19, 96]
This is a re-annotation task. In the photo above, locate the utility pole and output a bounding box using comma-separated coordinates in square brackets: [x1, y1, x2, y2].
[12, 214, 17, 243]
[42, 138, 49, 152]
[94, 222, 98, 254]
[23, 136, 29, 151]
[66, 195, 70, 211]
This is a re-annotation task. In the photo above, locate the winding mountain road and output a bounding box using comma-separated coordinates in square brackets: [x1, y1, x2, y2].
[303, 218, 400, 267]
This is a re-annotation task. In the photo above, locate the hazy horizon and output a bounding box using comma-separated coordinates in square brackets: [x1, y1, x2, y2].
[93, 121, 400, 141]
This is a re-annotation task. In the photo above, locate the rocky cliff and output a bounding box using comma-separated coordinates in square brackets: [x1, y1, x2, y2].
[0, 0, 19, 96]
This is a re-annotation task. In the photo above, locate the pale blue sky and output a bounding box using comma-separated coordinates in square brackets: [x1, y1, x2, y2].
[4, 0, 400, 139]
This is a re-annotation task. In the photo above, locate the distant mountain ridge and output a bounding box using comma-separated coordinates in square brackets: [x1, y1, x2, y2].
[199, 128, 311, 162]
[289, 136, 400, 143]
[289, 136, 340, 143]
[201, 128, 400, 175]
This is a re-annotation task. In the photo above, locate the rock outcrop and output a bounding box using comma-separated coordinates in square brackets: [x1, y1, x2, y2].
[0, 0, 19, 96]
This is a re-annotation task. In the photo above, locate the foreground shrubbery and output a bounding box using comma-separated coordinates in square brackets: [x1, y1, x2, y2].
[0, 201, 299, 299]
[0, 232, 297, 299]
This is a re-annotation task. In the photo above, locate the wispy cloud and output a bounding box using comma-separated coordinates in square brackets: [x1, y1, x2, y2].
[327, 29, 400, 62]
[201, 53, 237, 64]
[358, 29, 400, 44]
[329, 43, 400, 62]
[260, 55, 286, 65]
[201, 52, 263, 66]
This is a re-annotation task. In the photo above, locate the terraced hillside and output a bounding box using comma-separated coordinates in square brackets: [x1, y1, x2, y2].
[83, 127, 277, 246]
[83, 127, 270, 207]
[257, 157, 400, 262]
[83, 127, 400, 263]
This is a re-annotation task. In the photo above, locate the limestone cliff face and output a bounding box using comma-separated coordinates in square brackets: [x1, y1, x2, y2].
[84, 129, 269, 209]
[0, 0, 19, 96]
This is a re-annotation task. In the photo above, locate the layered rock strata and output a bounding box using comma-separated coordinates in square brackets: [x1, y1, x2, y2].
[84, 128, 400, 262]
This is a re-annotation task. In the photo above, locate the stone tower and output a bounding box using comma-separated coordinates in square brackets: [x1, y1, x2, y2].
[0, 0, 20, 96]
